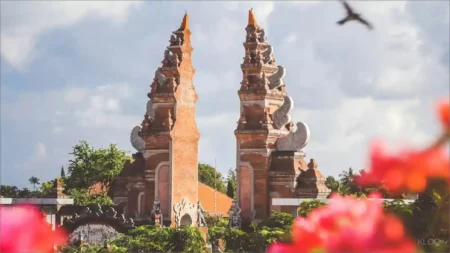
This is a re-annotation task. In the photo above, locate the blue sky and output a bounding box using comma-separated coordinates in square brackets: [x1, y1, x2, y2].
[1, 1, 449, 188]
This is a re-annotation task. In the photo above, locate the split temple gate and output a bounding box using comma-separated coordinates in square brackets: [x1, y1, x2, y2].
[108, 10, 330, 227]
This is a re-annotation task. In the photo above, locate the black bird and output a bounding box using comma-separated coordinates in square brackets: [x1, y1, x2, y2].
[337, 0, 373, 30]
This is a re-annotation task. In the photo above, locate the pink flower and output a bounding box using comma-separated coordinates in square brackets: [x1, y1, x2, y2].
[267, 193, 416, 253]
[438, 99, 450, 131]
[0, 205, 67, 253]
[357, 140, 449, 193]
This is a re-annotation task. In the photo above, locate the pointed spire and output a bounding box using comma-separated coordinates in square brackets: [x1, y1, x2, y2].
[179, 11, 189, 30]
[248, 8, 258, 27]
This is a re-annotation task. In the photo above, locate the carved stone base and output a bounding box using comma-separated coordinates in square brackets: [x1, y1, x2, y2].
[173, 198, 197, 228]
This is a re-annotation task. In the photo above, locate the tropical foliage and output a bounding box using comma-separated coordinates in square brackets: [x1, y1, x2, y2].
[198, 163, 227, 194]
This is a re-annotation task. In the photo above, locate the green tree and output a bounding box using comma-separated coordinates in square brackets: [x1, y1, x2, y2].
[198, 163, 227, 194]
[226, 168, 237, 198]
[297, 200, 326, 217]
[29, 176, 40, 191]
[339, 167, 355, 187]
[60, 166, 66, 178]
[18, 188, 31, 198]
[40, 180, 55, 197]
[65, 141, 130, 193]
[66, 188, 113, 206]
[0, 185, 19, 197]
[325, 176, 340, 192]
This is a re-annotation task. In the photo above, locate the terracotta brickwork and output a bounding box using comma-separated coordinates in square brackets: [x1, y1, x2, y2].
[235, 10, 330, 220]
[235, 10, 291, 220]
[108, 13, 199, 226]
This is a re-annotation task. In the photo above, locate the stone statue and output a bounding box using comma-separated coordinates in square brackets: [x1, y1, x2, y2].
[267, 65, 286, 90]
[228, 200, 241, 229]
[150, 198, 163, 226]
[272, 96, 294, 129]
[276, 121, 310, 152]
[130, 126, 146, 153]
[79, 207, 92, 218]
[124, 218, 134, 227]
[92, 204, 103, 217]
[196, 201, 207, 227]
[105, 207, 117, 219]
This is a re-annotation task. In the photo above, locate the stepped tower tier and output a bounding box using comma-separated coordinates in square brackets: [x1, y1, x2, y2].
[113, 13, 200, 227]
[235, 9, 321, 221]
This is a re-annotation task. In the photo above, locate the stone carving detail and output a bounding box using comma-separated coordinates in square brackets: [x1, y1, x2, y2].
[260, 72, 269, 87]
[173, 198, 196, 228]
[272, 96, 294, 129]
[105, 207, 117, 219]
[243, 49, 251, 64]
[196, 201, 207, 227]
[276, 122, 311, 151]
[169, 34, 182, 46]
[228, 200, 242, 229]
[146, 100, 155, 121]
[259, 28, 266, 43]
[66, 205, 135, 229]
[262, 45, 274, 64]
[268, 65, 286, 90]
[255, 50, 264, 65]
[150, 198, 163, 226]
[246, 29, 258, 43]
[155, 69, 169, 86]
[162, 50, 180, 68]
[130, 126, 146, 153]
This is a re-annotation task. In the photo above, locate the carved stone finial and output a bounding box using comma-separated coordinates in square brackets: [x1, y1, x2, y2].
[155, 70, 168, 86]
[262, 45, 274, 64]
[308, 159, 318, 170]
[267, 65, 286, 90]
[276, 121, 310, 151]
[272, 96, 294, 129]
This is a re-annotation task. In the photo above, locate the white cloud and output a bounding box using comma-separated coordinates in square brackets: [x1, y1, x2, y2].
[31, 142, 48, 161]
[1, 83, 140, 131]
[284, 33, 297, 43]
[0, 1, 142, 69]
[1, 1, 448, 185]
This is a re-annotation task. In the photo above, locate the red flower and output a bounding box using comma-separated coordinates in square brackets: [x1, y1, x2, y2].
[0, 205, 67, 253]
[438, 99, 450, 130]
[358, 140, 449, 193]
[267, 194, 416, 253]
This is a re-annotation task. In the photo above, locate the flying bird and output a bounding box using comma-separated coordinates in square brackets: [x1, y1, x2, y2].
[337, 0, 373, 30]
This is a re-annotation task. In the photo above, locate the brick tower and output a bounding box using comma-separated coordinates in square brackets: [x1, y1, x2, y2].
[117, 13, 200, 227]
[235, 10, 318, 220]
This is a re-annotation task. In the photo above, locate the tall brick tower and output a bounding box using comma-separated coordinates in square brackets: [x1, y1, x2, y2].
[235, 10, 316, 220]
[123, 13, 200, 227]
